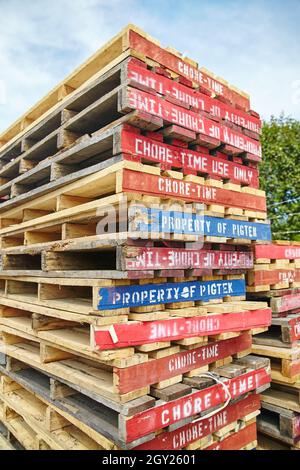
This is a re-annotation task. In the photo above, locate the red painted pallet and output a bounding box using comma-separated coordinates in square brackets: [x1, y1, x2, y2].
[205, 421, 257, 450]
[121, 87, 262, 159]
[253, 243, 300, 261]
[271, 293, 300, 315]
[122, 169, 266, 213]
[134, 393, 260, 450]
[123, 247, 253, 271]
[272, 315, 300, 343]
[121, 367, 270, 442]
[115, 334, 252, 394]
[247, 269, 300, 288]
[128, 30, 251, 111]
[92, 308, 272, 350]
[127, 59, 261, 135]
[120, 127, 260, 187]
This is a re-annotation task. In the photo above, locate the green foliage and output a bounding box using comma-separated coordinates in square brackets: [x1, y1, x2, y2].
[259, 115, 300, 241]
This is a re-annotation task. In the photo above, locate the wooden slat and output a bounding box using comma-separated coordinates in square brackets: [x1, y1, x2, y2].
[92, 308, 272, 350]
[115, 334, 252, 394]
[254, 244, 300, 261]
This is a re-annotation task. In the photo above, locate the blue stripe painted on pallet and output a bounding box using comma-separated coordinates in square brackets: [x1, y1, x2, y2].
[128, 207, 271, 241]
[98, 279, 246, 310]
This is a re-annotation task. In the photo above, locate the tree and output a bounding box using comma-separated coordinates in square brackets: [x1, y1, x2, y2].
[259, 115, 300, 241]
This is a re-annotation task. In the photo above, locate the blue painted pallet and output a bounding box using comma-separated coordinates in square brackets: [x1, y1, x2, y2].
[128, 207, 271, 241]
[97, 279, 246, 310]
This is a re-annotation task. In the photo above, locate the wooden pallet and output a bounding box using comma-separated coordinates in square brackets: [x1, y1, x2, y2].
[0, 356, 270, 447]
[247, 267, 300, 292]
[0, 163, 267, 237]
[253, 242, 300, 264]
[0, 299, 270, 357]
[0, 214, 271, 268]
[0, 362, 261, 451]
[262, 383, 300, 411]
[247, 288, 300, 315]
[0, 25, 256, 155]
[0, 243, 254, 279]
[252, 342, 300, 380]
[0, 120, 261, 205]
[0, 377, 108, 450]
[254, 315, 300, 347]
[120, 84, 261, 157]
[0, 327, 257, 402]
[259, 391, 300, 443]
[0, 275, 251, 314]
[258, 409, 300, 449]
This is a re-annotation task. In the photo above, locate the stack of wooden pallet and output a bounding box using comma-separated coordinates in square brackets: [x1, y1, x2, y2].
[248, 242, 300, 450]
[0, 25, 272, 450]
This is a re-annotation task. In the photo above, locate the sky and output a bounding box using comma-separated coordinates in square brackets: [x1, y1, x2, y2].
[0, 0, 300, 133]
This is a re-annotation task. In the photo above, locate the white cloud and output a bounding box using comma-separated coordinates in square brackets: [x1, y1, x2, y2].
[0, 0, 299, 132]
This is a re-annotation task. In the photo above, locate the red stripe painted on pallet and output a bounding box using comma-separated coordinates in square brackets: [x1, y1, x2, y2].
[290, 316, 300, 342]
[93, 308, 272, 350]
[116, 334, 252, 394]
[294, 416, 300, 437]
[122, 169, 266, 212]
[124, 247, 253, 271]
[127, 60, 261, 134]
[254, 244, 300, 260]
[123, 368, 269, 442]
[274, 294, 300, 314]
[248, 269, 300, 286]
[128, 30, 251, 111]
[124, 87, 261, 158]
[205, 422, 257, 450]
[121, 128, 259, 186]
[134, 394, 260, 450]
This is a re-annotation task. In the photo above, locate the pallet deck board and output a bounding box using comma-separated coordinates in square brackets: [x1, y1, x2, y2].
[92, 308, 272, 350]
